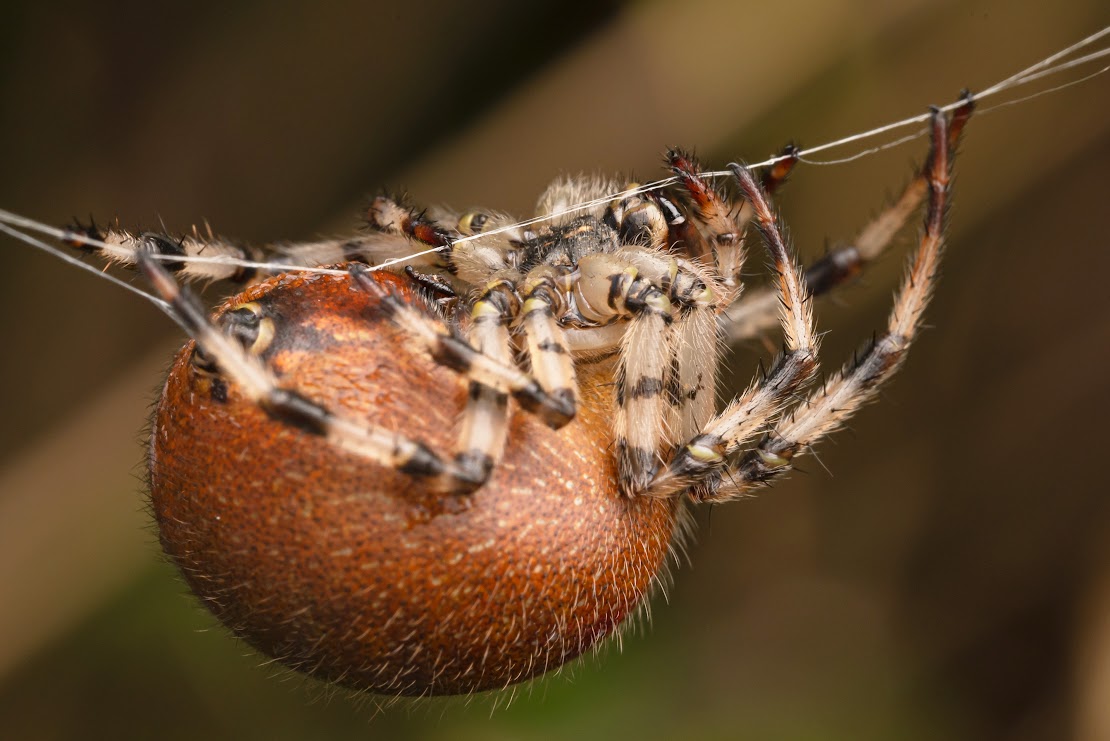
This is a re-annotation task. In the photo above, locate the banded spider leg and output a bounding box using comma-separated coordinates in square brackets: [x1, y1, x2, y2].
[649, 95, 972, 500]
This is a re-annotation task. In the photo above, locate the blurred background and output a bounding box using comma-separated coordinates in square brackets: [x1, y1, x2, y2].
[1, 0, 1109, 739]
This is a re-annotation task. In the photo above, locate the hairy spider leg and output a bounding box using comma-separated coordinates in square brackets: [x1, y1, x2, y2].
[723, 92, 975, 343]
[647, 163, 819, 498]
[136, 252, 485, 490]
[611, 248, 722, 451]
[347, 264, 576, 430]
[667, 282, 721, 446]
[516, 267, 579, 428]
[759, 143, 802, 195]
[63, 212, 448, 288]
[452, 280, 518, 489]
[710, 102, 967, 501]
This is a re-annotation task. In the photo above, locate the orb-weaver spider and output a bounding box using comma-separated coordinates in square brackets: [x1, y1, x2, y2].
[29, 94, 972, 697]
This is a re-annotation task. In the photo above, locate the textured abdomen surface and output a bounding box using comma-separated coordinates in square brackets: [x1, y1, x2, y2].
[149, 270, 679, 695]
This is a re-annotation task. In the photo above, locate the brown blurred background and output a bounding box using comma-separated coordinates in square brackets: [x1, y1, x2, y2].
[1, 1, 1109, 739]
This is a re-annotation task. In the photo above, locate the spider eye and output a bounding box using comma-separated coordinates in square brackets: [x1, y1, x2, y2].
[458, 212, 490, 235]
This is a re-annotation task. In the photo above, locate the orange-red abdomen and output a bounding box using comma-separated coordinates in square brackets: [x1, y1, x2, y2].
[149, 270, 679, 695]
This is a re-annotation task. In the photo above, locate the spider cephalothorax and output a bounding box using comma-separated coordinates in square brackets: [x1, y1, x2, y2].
[61, 96, 972, 696]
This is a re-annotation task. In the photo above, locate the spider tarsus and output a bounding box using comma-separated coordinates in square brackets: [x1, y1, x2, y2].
[63, 216, 103, 252]
[761, 143, 800, 194]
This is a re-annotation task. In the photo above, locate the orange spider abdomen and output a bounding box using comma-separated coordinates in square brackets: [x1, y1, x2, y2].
[148, 270, 680, 696]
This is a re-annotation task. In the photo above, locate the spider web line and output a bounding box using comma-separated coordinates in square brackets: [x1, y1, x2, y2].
[1, 25, 1108, 309]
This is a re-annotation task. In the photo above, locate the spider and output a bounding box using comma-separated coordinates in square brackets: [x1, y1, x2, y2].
[52, 95, 972, 697]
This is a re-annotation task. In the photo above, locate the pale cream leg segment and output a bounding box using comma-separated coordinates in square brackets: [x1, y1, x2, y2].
[670, 305, 720, 446]
[453, 287, 516, 488]
[647, 164, 818, 498]
[573, 251, 684, 493]
[64, 219, 441, 286]
[711, 103, 965, 502]
[136, 251, 483, 489]
[615, 310, 675, 493]
[723, 96, 974, 344]
[518, 267, 579, 428]
[349, 265, 576, 428]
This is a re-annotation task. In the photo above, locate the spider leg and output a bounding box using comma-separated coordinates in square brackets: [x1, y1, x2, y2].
[63, 217, 442, 285]
[723, 92, 975, 343]
[669, 291, 721, 444]
[62, 191, 478, 288]
[620, 250, 723, 446]
[708, 102, 967, 502]
[348, 264, 576, 429]
[508, 266, 579, 430]
[136, 251, 485, 491]
[64, 218, 265, 284]
[452, 281, 519, 486]
[646, 163, 819, 498]
[449, 210, 527, 284]
[574, 250, 718, 493]
[577, 253, 673, 493]
[616, 308, 674, 493]
[368, 196, 533, 290]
